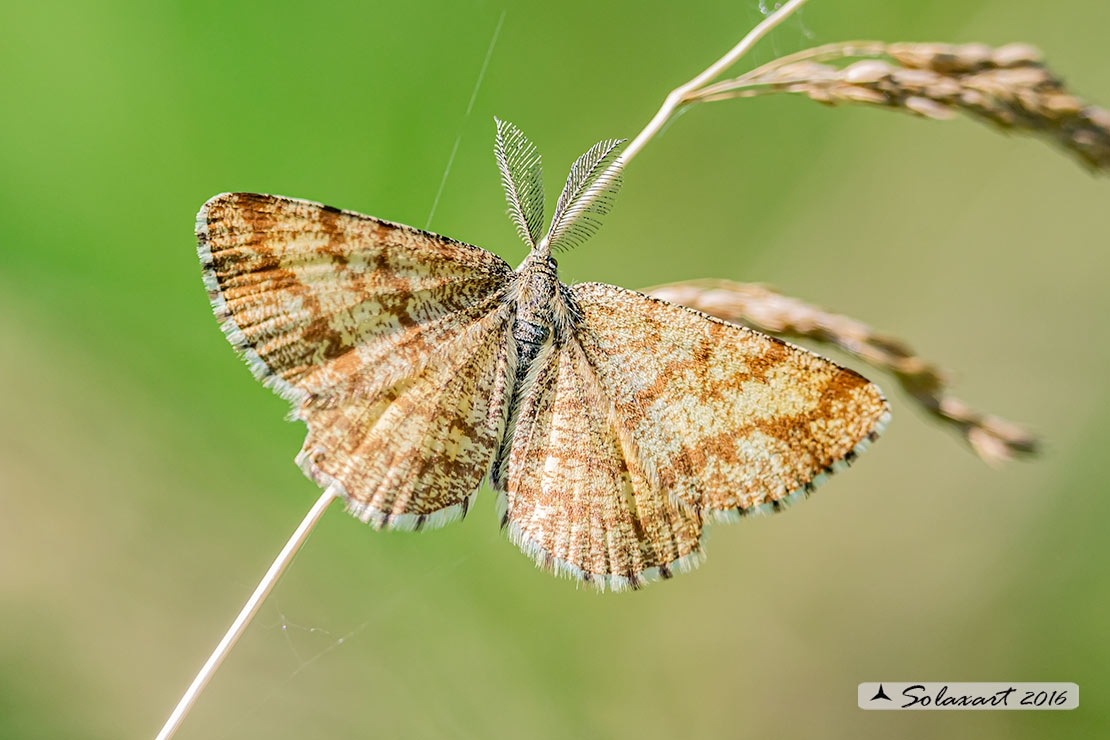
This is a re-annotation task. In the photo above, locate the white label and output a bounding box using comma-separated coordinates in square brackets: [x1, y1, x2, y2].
[858, 683, 1078, 710]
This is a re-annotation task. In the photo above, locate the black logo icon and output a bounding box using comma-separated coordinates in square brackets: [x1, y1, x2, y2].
[871, 684, 892, 702]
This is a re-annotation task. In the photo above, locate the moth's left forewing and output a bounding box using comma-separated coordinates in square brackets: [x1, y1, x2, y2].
[197, 192, 514, 400]
[570, 282, 890, 519]
[198, 192, 517, 530]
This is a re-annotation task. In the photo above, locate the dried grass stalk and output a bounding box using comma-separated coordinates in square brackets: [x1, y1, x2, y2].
[692, 41, 1110, 172]
[645, 279, 1039, 465]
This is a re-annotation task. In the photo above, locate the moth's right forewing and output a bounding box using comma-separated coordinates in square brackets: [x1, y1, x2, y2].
[570, 282, 890, 518]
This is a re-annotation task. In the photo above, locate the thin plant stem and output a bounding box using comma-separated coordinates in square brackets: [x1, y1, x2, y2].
[155, 488, 339, 740]
[536, 0, 809, 253]
[622, 0, 811, 165]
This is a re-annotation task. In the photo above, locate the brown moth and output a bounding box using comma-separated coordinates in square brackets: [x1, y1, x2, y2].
[196, 119, 889, 591]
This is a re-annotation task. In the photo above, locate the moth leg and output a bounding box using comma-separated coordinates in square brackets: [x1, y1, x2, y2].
[644, 279, 1038, 465]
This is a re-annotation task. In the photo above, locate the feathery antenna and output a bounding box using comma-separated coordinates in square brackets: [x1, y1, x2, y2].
[543, 138, 626, 252]
[494, 118, 545, 247]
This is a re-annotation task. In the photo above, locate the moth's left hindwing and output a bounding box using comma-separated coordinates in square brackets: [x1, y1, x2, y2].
[197, 192, 514, 529]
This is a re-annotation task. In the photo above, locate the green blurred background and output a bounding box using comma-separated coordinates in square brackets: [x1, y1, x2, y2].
[2, 0, 1108, 737]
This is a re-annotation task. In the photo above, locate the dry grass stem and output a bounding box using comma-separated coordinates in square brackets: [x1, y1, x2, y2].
[645, 279, 1039, 465]
[691, 41, 1110, 172]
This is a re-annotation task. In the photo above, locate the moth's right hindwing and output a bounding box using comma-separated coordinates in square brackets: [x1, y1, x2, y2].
[494, 279, 889, 588]
[497, 331, 705, 591]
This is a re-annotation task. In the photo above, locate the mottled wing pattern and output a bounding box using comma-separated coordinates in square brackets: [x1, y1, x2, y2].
[197, 192, 514, 528]
[297, 303, 514, 529]
[197, 193, 512, 398]
[571, 283, 890, 521]
[499, 333, 704, 591]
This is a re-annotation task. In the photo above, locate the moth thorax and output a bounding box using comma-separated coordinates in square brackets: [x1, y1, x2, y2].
[512, 256, 560, 345]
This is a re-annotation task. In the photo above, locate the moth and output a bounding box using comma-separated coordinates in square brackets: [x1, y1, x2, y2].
[196, 119, 889, 591]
